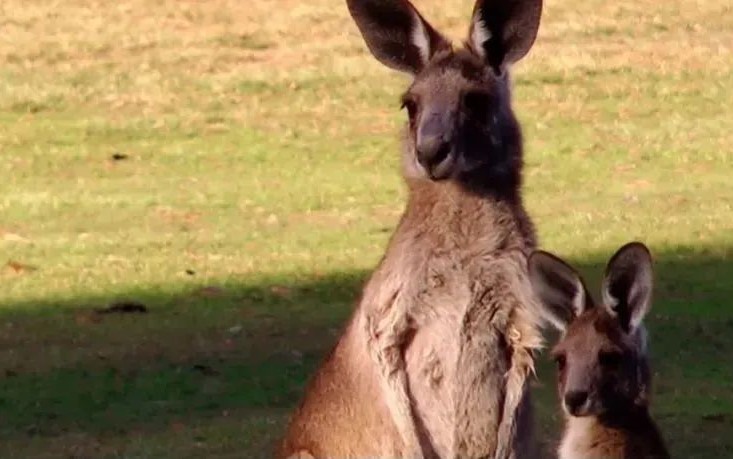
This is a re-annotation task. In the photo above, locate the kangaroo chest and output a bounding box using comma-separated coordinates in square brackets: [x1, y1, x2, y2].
[404, 254, 535, 458]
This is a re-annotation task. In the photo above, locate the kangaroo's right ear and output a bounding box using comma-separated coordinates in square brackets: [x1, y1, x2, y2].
[468, 0, 543, 73]
[602, 242, 654, 333]
[528, 250, 592, 332]
[346, 0, 450, 75]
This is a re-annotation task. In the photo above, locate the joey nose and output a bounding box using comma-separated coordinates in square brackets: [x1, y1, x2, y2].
[564, 391, 589, 415]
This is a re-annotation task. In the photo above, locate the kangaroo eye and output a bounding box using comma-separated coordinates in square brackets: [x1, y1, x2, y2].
[554, 354, 567, 371]
[599, 350, 623, 368]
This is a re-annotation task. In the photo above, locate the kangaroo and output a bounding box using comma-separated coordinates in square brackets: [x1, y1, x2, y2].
[527, 242, 671, 459]
[278, 0, 545, 457]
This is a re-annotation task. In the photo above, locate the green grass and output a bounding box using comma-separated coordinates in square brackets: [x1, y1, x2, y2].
[1, 0, 732, 457]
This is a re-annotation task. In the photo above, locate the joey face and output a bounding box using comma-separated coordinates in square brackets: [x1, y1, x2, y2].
[552, 307, 648, 417]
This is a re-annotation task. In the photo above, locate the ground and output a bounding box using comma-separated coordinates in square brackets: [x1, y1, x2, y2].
[1, 0, 732, 457]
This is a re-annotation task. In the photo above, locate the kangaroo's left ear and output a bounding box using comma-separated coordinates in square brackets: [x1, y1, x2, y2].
[467, 0, 543, 73]
[528, 250, 592, 332]
[602, 242, 654, 333]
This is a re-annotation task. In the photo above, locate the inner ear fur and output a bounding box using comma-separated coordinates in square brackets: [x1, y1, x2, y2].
[602, 242, 654, 333]
[346, 0, 450, 75]
[468, 0, 543, 72]
[528, 250, 592, 332]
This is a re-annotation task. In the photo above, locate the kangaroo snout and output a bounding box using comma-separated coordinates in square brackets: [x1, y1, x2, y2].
[564, 390, 590, 416]
[416, 112, 455, 180]
[416, 136, 453, 180]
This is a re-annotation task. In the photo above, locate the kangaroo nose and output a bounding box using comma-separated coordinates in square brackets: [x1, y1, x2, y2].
[564, 391, 589, 415]
[415, 108, 454, 180]
[416, 135, 450, 167]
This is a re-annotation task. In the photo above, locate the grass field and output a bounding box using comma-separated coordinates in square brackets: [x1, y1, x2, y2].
[1, 0, 732, 457]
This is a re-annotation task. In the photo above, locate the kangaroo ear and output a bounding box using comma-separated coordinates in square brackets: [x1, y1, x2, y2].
[602, 242, 654, 333]
[346, 0, 450, 75]
[528, 250, 591, 332]
[468, 0, 543, 73]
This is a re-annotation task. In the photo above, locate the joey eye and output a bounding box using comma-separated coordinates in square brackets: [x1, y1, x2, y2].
[554, 354, 567, 371]
[462, 90, 492, 120]
[598, 350, 623, 368]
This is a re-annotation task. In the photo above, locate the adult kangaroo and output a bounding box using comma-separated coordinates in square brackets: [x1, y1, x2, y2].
[279, 0, 545, 458]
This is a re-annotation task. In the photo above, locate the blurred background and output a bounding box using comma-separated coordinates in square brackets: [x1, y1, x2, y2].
[1, 0, 732, 457]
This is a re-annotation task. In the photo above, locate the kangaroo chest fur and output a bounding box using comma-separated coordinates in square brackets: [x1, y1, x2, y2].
[405, 246, 539, 457]
[370, 189, 541, 458]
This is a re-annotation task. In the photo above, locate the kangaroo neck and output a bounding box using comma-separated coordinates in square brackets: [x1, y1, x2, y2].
[562, 408, 668, 459]
[399, 179, 535, 252]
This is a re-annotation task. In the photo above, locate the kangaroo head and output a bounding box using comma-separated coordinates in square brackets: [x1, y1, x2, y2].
[346, 0, 542, 185]
[528, 242, 655, 418]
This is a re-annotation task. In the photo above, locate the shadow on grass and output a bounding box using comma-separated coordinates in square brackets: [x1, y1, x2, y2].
[0, 244, 732, 457]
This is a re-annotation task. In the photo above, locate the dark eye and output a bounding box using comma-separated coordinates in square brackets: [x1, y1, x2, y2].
[554, 354, 566, 371]
[462, 90, 492, 119]
[400, 98, 418, 122]
[598, 350, 623, 368]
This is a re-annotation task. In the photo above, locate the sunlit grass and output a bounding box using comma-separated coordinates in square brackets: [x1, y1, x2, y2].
[1, 0, 732, 456]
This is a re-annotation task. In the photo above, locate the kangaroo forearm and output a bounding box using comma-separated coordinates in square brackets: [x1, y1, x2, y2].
[363, 302, 424, 459]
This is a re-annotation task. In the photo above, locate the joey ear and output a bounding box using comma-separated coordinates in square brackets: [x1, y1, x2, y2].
[602, 242, 654, 333]
[468, 0, 543, 72]
[346, 0, 450, 75]
[528, 250, 591, 332]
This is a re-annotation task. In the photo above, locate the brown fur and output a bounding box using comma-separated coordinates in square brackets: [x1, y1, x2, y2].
[279, 0, 547, 457]
[279, 185, 543, 459]
[528, 243, 670, 459]
[559, 407, 669, 459]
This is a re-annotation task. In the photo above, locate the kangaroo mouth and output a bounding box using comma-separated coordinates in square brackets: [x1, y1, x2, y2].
[425, 148, 454, 180]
